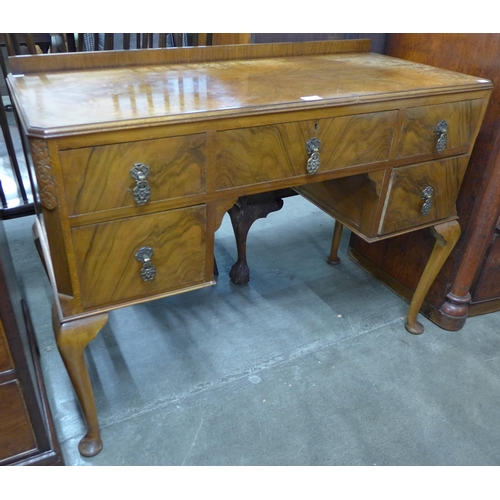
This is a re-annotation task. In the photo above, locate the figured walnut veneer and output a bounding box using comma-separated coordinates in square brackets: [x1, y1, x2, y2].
[72, 206, 207, 308]
[215, 111, 397, 190]
[60, 134, 207, 216]
[395, 99, 485, 159]
[7, 40, 491, 456]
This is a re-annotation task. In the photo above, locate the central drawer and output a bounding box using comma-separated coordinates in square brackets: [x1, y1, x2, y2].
[71, 206, 208, 309]
[214, 111, 397, 190]
[60, 134, 206, 216]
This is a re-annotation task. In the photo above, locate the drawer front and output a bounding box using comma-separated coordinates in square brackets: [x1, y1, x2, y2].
[215, 111, 397, 190]
[60, 134, 206, 216]
[0, 381, 37, 461]
[379, 156, 469, 235]
[0, 320, 14, 373]
[396, 99, 484, 159]
[72, 206, 207, 309]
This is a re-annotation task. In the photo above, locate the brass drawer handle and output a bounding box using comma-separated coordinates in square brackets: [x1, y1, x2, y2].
[130, 163, 151, 205]
[135, 246, 156, 282]
[435, 120, 448, 153]
[306, 138, 321, 174]
[421, 186, 434, 215]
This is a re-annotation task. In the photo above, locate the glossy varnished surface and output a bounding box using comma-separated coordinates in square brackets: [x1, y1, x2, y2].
[60, 134, 206, 216]
[6, 40, 493, 457]
[379, 157, 469, 235]
[348, 34, 500, 328]
[8, 51, 491, 137]
[72, 206, 208, 308]
[215, 110, 397, 191]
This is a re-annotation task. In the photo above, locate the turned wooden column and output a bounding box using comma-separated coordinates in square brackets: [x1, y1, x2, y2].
[439, 131, 500, 325]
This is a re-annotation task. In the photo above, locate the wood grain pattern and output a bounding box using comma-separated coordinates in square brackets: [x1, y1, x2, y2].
[53, 308, 108, 457]
[296, 170, 387, 238]
[0, 219, 63, 465]
[7, 48, 490, 138]
[72, 206, 208, 309]
[0, 320, 14, 373]
[6, 43, 490, 319]
[396, 99, 485, 159]
[6, 41, 493, 457]
[349, 34, 500, 329]
[471, 226, 500, 301]
[215, 111, 396, 190]
[406, 220, 461, 334]
[9, 39, 372, 74]
[0, 380, 37, 460]
[380, 157, 469, 235]
[60, 134, 206, 216]
[212, 33, 252, 45]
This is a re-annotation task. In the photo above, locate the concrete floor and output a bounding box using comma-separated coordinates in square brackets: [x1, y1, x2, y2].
[2, 104, 500, 467]
[4, 196, 500, 466]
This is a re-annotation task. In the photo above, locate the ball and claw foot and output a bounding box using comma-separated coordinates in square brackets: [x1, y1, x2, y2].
[229, 261, 250, 285]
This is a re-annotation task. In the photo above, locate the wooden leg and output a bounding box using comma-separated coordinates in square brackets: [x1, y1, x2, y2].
[406, 220, 461, 335]
[32, 221, 49, 278]
[439, 132, 500, 329]
[228, 193, 284, 284]
[326, 220, 344, 265]
[52, 305, 108, 457]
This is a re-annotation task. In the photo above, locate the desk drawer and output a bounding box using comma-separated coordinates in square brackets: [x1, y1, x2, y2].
[72, 206, 207, 309]
[215, 111, 397, 190]
[396, 99, 484, 159]
[60, 134, 206, 216]
[379, 156, 469, 235]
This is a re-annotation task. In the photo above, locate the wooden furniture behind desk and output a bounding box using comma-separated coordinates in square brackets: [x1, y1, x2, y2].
[0, 219, 63, 465]
[348, 34, 500, 330]
[6, 40, 491, 457]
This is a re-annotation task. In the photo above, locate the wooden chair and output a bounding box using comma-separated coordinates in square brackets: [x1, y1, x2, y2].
[68, 34, 250, 51]
[3, 33, 247, 56]
[3, 33, 253, 56]
[3, 33, 60, 55]
[0, 34, 50, 218]
[69, 33, 191, 51]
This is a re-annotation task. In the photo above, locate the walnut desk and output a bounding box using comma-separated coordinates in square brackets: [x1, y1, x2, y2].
[6, 40, 491, 456]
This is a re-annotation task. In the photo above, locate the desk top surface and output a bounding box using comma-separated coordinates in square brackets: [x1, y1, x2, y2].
[7, 43, 492, 138]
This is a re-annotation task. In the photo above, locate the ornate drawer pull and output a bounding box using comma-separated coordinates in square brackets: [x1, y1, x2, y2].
[130, 163, 151, 205]
[435, 120, 448, 153]
[421, 186, 434, 215]
[135, 246, 156, 282]
[306, 138, 321, 174]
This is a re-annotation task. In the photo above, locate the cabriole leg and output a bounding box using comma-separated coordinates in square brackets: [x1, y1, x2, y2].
[228, 194, 284, 284]
[406, 220, 461, 334]
[52, 305, 108, 457]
